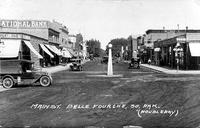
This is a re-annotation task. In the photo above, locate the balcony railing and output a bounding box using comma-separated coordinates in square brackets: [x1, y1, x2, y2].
[48, 37, 59, 44]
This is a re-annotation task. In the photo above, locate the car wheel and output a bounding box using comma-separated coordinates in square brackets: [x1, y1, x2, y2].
[2, 77, 14, 89]
[40, 76, 51, 87]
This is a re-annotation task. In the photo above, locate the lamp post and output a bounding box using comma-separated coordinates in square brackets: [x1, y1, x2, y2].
[173, 42, 183, 72]
[107, 43, 113, 76]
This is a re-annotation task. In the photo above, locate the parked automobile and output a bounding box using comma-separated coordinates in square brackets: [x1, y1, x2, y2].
[101, 56, 118, 64]
[128, 58, 140, 69]
[101, 56, 108, 64]
[70, 59, 83, 71]
[0, 59, 52, 89]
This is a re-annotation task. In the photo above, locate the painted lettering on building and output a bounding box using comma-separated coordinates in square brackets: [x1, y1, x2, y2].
[0, 20, 48, 28]
[0, 33, 30, 40]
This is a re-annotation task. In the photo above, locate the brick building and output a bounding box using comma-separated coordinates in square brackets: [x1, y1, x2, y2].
[0, 20, 66, 68]
[0, 33, 47, 69]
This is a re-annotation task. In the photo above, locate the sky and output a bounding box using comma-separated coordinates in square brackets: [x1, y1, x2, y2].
[0, 0, 200, 49]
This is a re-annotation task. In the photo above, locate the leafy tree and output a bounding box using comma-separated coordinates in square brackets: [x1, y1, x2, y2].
[106, 37, 132, 60]
[86, 39, 103, 57]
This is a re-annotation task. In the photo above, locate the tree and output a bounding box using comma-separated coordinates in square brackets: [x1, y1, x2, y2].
[106, 37, 132, 60]
[86, 39, 102, 57]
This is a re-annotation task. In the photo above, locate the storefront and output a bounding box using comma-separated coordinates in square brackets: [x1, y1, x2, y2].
[0, 20, 65, 67]
[154, 34, 200, 70]
[0, 33, 44, 69]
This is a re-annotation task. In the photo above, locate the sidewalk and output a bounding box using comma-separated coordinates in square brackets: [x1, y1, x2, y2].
[41, 59, 90, 74]
[141, 64, 200, 74]
[41, 64, 71, 74]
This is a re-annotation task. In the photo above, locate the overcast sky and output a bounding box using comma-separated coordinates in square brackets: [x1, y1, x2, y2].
[0, 0, 200, 49]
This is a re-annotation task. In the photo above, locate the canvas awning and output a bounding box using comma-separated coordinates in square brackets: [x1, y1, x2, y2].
[62, 48, 72, 58]
[0, 39, 21, 58]
[45, 44, 62, 56]
[189, 43, 200, 57]
[23, 41, 43, 59]
[154, 47, 161, 52]
[67, 48, 76, 57]
[39, 44, 54, 58]
[51, 45, 62, 56]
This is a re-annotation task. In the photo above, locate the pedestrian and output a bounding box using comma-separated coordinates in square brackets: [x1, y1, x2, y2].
[148, 58, 151, 65]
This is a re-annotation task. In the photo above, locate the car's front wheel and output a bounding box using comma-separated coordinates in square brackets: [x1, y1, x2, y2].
[40, 76, 51, 87]
[2, 77, 14, 89]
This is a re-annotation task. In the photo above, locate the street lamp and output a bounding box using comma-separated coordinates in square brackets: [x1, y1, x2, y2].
[107, 43, 113, 76]
[173, 42, 183, 72]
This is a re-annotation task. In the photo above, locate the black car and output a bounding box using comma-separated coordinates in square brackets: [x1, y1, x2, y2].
[0, 59, 52, 89]
[70, 59, 83, 71]
[129, 58, 140, 69]
[101, 56, 108, 64]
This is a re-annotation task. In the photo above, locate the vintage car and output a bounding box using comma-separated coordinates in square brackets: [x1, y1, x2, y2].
[128, 58, 140, 69]
[0, 59, 52, 89]
[101, 56, 118, 64]
[70, 59, 83, 71]
[101, 56, 108, 64]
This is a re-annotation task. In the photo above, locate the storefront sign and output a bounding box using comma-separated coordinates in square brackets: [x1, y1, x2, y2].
[0, 33, 30, 40]
[0, 20, 48, 28]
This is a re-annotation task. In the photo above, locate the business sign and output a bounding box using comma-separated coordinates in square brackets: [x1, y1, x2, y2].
[0, 33, 30, 40]
[0, 20, 48, 28]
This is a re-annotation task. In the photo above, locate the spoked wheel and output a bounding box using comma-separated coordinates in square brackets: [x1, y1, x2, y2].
[40, 76, 51, 87]
[2, 77, 14, 89]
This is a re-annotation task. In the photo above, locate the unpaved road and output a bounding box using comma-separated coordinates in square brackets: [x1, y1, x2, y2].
[0, 60, 200, 128]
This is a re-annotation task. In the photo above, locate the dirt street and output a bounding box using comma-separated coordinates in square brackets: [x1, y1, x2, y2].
[0, 60, 200, 128]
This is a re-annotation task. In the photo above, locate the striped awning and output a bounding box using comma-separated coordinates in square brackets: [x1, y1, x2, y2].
[45, 44, 62, 56]
[23, 41, 43, 59]
[39, 44, 54, 58]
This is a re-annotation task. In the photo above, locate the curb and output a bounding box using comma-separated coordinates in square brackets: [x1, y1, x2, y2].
[140, 65, 163, 73]
[140, 64, 200, 74]
[42, 60, 90, 74]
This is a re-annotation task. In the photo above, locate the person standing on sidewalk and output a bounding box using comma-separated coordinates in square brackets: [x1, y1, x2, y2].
[148, 58, 151, 65]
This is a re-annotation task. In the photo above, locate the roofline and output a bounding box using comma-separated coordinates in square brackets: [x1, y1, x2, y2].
[145, 29, 200, 34]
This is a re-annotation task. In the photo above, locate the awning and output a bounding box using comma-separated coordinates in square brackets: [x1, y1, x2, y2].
[0, 39, 21, 58]
[154, 47, 161, 52]
[189, 43, 200, 57]
[45, 44, 62, 56]
[50, 45, 62, 56]
[62, 48, 72, 58]
[39, 44, 54, 58]
[67, 48, 76, 57]
[23, 41, 43, 59]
